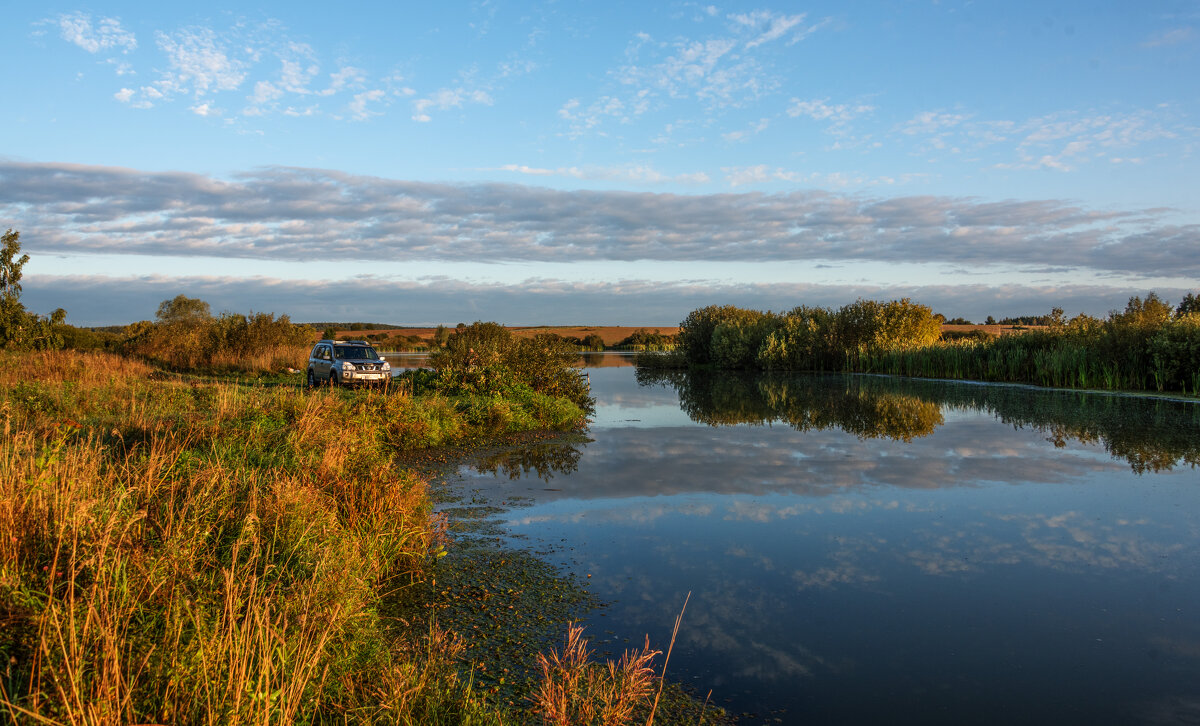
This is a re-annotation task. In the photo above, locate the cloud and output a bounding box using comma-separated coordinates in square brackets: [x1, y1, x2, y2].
[565, 10, 825, 137]
[153, 27, 249, 98]
[497, 163, 710, 184]
[54, 12, 137, 54]
[1142, 27, 1194, 48]
[2, 160, 1198, 281]
[349, 89, 387, 120]
[792, 98, 878, 123]
[412, 87, 493, 122]
[21, 268, 1197, 329]
[900, 106, 1192, 171]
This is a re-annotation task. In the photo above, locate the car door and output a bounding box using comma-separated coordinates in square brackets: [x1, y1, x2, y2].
[316, 344, 333, 379]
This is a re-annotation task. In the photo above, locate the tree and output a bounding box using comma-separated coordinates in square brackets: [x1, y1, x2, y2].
[1113, 292, 1172, 329]
[985, 315, 997, 325]
[1176, 293, 1200, 317]
[433, 324, 450, 347]
[1, 229, 67, 350]
[157, 294, 212, 324]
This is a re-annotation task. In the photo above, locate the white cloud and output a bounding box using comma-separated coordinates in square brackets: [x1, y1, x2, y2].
[154, 27, 249, 97]
[55, 12, 137, 54]
[190, 102, 219, 117]
[1142, 27, 1194, 48]
[114, 88, 135, 103]
[729, 10, 813, 49]
[899, 107, 1192, 172]
[498, 163, 710, 184]
[789, 98, 874, 123]
[412, 87, 493, 122]
[567, 10, 825, 138]
[349, 90, 386, 121]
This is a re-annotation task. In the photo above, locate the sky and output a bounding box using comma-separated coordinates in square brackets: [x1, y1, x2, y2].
[2, 0, 1198, 326]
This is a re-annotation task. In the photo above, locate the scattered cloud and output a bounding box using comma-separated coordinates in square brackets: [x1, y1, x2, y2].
[900, 107, 1192, 171]
[563, 9, 826, 137]
[412, 87, 493, 122]
[154, 27, 250, 98]
[497, 163, 709, 184]
[1142, 27, 1194, 48]
[54, 12, 137, 54]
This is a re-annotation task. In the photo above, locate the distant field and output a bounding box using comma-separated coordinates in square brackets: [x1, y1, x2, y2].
[332, 325, 680, 346]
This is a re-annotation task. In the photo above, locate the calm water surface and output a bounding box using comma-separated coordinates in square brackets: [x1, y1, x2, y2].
[445, 355, 1200, 725]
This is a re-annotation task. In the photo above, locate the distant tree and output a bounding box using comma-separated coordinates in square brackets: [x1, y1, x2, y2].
[434, 324, 450, 347]
[581, 333, 605, 350]
[322, 327, 337, 340]
[944, 317, 972, 325]
[1176, 293, 1200, 317]
[985, 315, 997, 325]
[156, 294, 212, 324]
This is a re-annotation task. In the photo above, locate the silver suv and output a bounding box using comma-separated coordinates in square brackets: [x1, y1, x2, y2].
[307, 340, 392, 388]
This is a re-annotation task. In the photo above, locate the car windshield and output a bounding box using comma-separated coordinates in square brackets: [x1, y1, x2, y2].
[335, 346, 380, 360]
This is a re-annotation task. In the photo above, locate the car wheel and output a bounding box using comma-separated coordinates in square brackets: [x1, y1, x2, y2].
[329, 371, 339, 387]
[307, 369, 315, 387]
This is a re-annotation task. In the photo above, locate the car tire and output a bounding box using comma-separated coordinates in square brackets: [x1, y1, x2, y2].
[329, 371, 339, 387]
[307, 369, 315, 388]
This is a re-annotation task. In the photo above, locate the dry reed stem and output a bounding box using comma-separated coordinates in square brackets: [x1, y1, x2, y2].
[646, 591, 689, 726]
[532, 623, 660, 726]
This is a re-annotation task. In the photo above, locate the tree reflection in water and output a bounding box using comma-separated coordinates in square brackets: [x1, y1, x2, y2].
[472, 437, 590, 482]
[637, 368, 1200, 473]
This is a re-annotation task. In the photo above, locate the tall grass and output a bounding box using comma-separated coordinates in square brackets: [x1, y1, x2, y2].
[1, 349, 590, 723]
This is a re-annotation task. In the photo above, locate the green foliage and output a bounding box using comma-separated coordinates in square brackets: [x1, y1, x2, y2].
[611, 328, 674, 351]
[944, 317, 973, 325]
[434, 323, 451, 347]
[429, 322, 594, 415]
[1177, 293, 1200, 317]
[673, 299, 940, 373]
[0, 229, 67, 351]
[662, 293, 1199, 395]
[581, 333, 606, 351]
[677, 305, 767, 365]
[128, 296, 314, 372]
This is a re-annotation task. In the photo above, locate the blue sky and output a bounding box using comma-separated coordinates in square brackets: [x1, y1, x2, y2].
[2, 1, 1197, 325]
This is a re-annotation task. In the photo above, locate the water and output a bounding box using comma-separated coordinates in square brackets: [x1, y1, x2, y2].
[449, 356, 1200, 725]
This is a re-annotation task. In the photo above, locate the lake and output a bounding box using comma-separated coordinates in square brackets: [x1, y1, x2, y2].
[419, 354, 1200, 725]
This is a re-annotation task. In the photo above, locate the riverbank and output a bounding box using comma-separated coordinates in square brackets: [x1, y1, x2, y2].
[0, 349, 714, 723]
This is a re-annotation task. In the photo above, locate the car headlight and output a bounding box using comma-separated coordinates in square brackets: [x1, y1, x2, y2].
[342, 362, 357, 371]
[381, 360, 391, 370]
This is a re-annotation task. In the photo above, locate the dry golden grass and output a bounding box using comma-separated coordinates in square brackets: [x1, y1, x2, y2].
[531, 624, 660, 726]
[0, 349, 153, 386]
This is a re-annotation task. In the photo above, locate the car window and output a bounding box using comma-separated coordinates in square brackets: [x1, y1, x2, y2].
[335, 345, 379, 360]
[320, 346, 332, 360]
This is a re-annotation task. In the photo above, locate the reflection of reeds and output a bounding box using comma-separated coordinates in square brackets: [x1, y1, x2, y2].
[531, 624, 659, 726]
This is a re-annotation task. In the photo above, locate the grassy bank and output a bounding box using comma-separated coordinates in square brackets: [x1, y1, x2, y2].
[0, 349, 609, 723]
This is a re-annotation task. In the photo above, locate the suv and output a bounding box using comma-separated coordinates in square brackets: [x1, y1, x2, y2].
[307, 340, 392, 388]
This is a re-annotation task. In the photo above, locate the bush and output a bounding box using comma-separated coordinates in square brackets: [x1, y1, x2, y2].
[429, 322, 593, 415]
